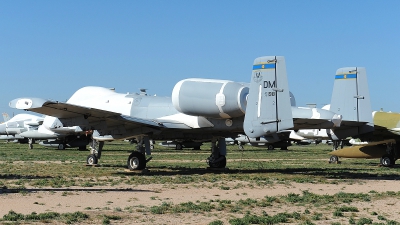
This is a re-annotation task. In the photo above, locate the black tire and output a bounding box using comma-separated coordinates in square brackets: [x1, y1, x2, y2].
[175, 143, 183, 150]
[127, 152, 146, 170]
[267, 144, 274, 150]
[238, 145, 244, 150]
[58, 143, 65, 150]
[209, 156, 227, 168]
[329, 155, 339, 163]
[380, 155, 394, 167]
[86, 154, 98, 165]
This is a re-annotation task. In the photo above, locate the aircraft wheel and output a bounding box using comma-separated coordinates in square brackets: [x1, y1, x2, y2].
[58, 143, 65, 150]
[238, 145, 244, 150]
[267, 144, 274, 150]
[127, 152, 146, 170]
[86, 154, 98, 165]
[380, 155, 394, 167]
[175, 143, 183, 150]
[209, 156, 226, 168]
[329, 155, 339, 163]
[150, 145, 154, 150]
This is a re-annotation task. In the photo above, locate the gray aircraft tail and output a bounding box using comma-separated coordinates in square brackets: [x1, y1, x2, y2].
[329, 67, 374, 139]
[2, 113, 10, 122]
[243, 56, 294, 138]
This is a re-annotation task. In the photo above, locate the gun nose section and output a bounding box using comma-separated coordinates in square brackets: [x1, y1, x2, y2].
[331, 114, 342, 127]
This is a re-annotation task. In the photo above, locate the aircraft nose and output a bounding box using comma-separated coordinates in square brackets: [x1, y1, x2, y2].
[332, 114, 342, 127]
[0, 124, 6, 134]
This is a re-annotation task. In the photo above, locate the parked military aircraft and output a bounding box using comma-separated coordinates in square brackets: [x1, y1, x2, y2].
[0, 113, 43, 146]
[325, 67, 374, 144]
[11, 56, 363, 170]
[230, 67, 373, 152]
[329, 111, 400, 166]
[299, 67, 374, 152]
[19, 115, 90, 150]
[158, 140, 202, 150]
[226, 131, 306, 150]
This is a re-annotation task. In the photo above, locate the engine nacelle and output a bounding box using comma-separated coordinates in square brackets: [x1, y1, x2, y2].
[172, 78, 249, 118]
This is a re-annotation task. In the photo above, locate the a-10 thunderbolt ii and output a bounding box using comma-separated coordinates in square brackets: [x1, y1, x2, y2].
[283, 67, 375, 152]
[10, 56, 371, 170]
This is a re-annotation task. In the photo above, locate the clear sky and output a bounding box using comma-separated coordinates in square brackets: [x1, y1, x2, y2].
[1, 0, 399, 118]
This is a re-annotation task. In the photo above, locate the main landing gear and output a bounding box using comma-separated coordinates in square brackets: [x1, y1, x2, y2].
[86, 136, 228, 170]
[86, 139, 104, 165]
[329, 155, 339, 164]
[206, 138, 227, 169]
[127, 136, 152, 170]
[380, 142, 397, 167]
[28, 138, 35, 150]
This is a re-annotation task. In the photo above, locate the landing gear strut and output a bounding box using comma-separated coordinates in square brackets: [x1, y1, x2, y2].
[28, 138, 34, 150]
[86, 139, 104, 165]
[380, 142, 397, 167]
[127, 136, 152, 170]
[332, 140, 344, 150]
[207, 138, 227, 168]
[58, 143, 66, 150]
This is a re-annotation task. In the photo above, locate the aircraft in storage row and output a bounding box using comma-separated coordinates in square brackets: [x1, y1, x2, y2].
[9, 56, 372, 170]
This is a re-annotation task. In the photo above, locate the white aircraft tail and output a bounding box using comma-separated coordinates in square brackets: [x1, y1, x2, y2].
[329, 67, 374, 139]
[243, 56, 294, 138]
[2, 113, 10, 122]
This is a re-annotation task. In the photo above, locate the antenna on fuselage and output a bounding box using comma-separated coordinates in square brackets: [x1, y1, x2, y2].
[140, 89, 148, 96]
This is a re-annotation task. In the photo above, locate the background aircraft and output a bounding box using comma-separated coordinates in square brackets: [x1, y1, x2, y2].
[18, 115, 90, 150]
[226, 131, 307, 150]
[10, 56, 359, 170]
[329, 111, 400, 166]
[158, 140, 202, 150]
[0, 113, 43, 147]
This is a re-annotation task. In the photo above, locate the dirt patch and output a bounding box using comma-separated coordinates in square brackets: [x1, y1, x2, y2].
[1, 179, 400, 224]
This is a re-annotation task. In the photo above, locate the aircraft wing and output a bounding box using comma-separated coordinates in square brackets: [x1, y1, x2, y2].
[9, 98, 167, 137]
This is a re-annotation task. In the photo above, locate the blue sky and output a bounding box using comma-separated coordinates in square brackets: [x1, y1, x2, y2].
[1, 1, 399, 118]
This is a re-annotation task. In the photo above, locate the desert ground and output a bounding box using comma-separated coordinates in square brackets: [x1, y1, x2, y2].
[1, 142, 400, 224]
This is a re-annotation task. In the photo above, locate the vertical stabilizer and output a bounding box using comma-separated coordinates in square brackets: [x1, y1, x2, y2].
[330, 67, 374, 139]
[243, 56, 293, 138]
